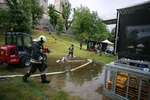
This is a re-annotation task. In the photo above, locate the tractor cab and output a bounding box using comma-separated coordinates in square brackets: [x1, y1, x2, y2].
[0, 32, 32, 67]
[5, 32, 32, 55]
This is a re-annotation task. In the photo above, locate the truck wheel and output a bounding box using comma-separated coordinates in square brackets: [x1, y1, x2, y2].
[20, 56, 31, 67]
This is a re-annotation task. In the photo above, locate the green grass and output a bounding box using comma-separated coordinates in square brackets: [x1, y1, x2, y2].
[0, 79, 50, 100]
[0, 30, 116, 100]
[51, 32, 115, 64]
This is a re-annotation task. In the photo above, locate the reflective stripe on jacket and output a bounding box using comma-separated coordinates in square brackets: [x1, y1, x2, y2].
[30, 58, 42, 64]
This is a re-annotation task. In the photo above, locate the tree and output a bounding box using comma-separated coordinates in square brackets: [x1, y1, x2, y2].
[48, 4, 59, 30]
[61, 2, 72, 32]
[92, 18, 110, 41]
[72, 6, 109, 41]
[108, 27, 116, 42]
[0, 9, 9, 30]
[56, 16, 64, 35]
[31, 0, 44, 28]
[5, 0, 32, 32]
[72, 6, 91, 36]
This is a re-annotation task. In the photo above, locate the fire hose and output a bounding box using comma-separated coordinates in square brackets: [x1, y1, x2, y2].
[0, 59, 92, 78]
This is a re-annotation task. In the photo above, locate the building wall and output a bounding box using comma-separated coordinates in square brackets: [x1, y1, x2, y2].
[38, 0, 48, 13]
[54, 0, 69, 13]
[0, 0, 4, 3]
[0, 0, 7, 9]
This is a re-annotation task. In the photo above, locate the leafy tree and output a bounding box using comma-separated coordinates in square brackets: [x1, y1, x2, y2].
[61, 2, 72, 32]
[5, 0, 32, 32]
[72, 6, 91, 36]
[56, 16, 64, 35]
[72, 6, 109, 41]
[92, 18, 110, 41]
[108, 27, 115, 42]
[31, 0, 44, 28]
[1, 0, 43, 32]
[0, 9, 9, 30]
[48, 4, 59, 30]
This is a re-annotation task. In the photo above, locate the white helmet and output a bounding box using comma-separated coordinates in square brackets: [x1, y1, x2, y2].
[33, 38, 38, 42]
[37, 35, 46, 42]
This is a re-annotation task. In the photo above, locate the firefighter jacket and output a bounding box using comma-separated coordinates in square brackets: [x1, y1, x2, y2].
[30, 43, 43, 64]
[68, 46, 74, 52]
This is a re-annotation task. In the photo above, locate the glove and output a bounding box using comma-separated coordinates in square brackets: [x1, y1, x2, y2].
[40, 59, 45, 64]
[38, 56, 43, 61]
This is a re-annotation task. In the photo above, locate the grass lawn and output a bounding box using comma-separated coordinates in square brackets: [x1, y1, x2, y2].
[0, 30, 115, 100]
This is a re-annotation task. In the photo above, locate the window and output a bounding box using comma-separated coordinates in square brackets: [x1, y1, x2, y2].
[119, 25, 150, 61]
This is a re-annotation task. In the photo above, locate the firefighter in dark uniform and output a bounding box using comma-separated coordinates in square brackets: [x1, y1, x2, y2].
[22, 35, 50, 83]
[68, 44, 74, 58]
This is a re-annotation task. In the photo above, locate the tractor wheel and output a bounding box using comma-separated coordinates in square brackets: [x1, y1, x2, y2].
[20, 56, 31, 67]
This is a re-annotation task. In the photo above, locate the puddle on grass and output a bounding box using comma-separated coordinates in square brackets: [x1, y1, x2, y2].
[46, 59, 110, 100]
[1, 58, 110, 100]
[62, 64, 104, 100]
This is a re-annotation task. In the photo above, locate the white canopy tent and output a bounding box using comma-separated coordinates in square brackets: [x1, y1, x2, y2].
[102, 39, 114, 53]
[102, 39, 114, 44]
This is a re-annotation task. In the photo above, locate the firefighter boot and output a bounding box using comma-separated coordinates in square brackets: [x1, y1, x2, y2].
[41, 74, 50, 83]
[22, 73, 30, 82]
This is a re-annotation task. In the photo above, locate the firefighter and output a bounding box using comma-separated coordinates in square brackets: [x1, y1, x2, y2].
[22, 35, 50, 83]
[68, 44, 74, 58]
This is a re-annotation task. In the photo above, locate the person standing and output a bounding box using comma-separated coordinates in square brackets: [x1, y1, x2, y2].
[99, 43, 102, 56]
[94, 43, 98, 54]
[88, 42, 91, 51]
[22, 35, 50, 83]
[80, 42, 82, 50]
[68, 44, 74, 58]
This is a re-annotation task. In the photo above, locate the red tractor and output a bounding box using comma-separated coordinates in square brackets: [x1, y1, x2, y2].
[0, 32, 33, 67]
[0, 32, 50, 67]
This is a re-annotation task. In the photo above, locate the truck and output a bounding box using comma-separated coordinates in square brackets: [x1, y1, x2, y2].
[0, 32, 50, 67]
[103, 1, 150, 100]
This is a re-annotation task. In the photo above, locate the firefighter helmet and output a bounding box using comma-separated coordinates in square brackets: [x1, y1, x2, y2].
[38, 35, 46, 42]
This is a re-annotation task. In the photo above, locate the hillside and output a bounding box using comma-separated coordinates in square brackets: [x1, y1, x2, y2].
[0, 30, 115, 100]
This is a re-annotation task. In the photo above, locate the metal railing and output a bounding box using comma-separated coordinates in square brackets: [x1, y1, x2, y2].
[103, 62, 150, 100]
